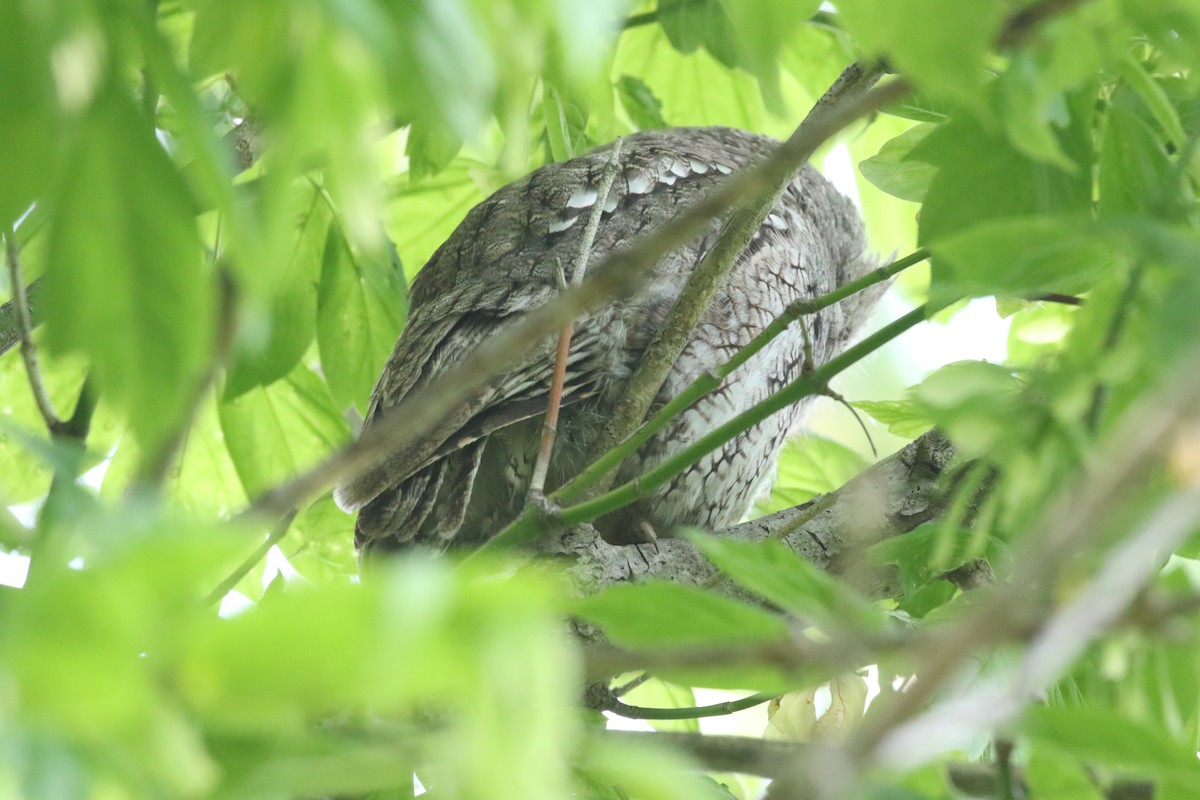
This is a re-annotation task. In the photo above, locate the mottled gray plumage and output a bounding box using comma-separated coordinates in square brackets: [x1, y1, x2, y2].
[335, 127, 880, 557]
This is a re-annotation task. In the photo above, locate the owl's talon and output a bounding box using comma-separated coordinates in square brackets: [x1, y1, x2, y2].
[527, 489, 562, 519]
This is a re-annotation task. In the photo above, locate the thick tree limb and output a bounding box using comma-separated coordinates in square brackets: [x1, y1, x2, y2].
[551, 429, 957, 599]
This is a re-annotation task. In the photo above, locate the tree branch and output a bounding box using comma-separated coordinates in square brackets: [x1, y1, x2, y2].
[557, 428, 957, 601]
[204, 509, 299, 606]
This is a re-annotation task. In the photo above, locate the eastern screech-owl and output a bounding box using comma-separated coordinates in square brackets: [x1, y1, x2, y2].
[335, 127, 880, 557]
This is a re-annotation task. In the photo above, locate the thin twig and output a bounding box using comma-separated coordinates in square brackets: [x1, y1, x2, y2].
[204, 509, 299, 607]
[610, 672, 651, 697]
[529, 140, 624, 498]
[598, 689, 775, 721]
[4, 228, 63, 434]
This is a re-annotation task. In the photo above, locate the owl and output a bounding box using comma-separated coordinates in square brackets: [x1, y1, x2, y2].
[335, 127, 880, 557]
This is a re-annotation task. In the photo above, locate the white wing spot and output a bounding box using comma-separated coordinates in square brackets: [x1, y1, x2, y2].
[669, 159, 690, 177]
[566, 187, 598, 208]
[602, 193, 619, 214]
[658, 173, 678, 186]
[627, 172, 653, 194]
[767, 213, 788, 230]
[549, 214, 580, 233]
[688, 158, 711, 174]
[714, 163, 733, 174]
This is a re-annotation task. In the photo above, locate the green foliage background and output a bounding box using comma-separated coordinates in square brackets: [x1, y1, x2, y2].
[2, 0, 1200, 797]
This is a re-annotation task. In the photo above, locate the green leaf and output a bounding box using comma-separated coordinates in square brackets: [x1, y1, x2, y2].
[1120, 0, 1200, 67]
[859, 123, 938, 203]
[995, 24, 1100, 171]
[612, 20, 808, 136]
[1025, 749, 1105, 800]
[224, 183, 332, 398]
[909, 361, 1027, 456]
[218, 365, 351, 500]
[44, 86, 213, 453]
[1022, 706, 1200, 789]
[658, 0, 740, 67]
[0, 340, 96, 503]
[930, 217, 1118, 300]
[1099, 103, 1173, 217]
[869, 523, 985, 596]
[405, 119, 464, 180]
[912, 361, 1020, 410]
[283, 495, 357, 587]
[837, 0, 1004, 111]
[616, 74, 669, 130]
[686, 532, 889, 631]
[1006, 301, 1077, 367]
[101, 393, 246, 516]
[572, 581, 787, 648]
[316, 223, 407, 414]
[851, 400, 934, 439]
[715, 0, 820, 104]
[758, 434, 869, 515]
[914, 107, 1093, 246]
[0, 2, 63, 226]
